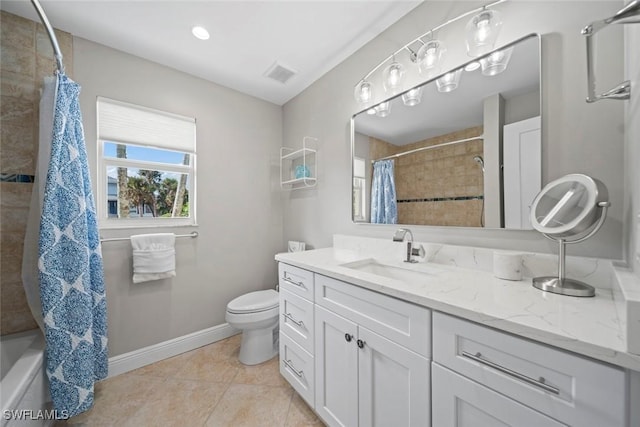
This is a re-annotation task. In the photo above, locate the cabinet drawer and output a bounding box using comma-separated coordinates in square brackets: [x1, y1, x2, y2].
[315, 274, 431, 357]
[432, 363, 565, 427]
[280, 331, 314, 407]
[278, 263, 314, 301]
[433, 312, 626, 427]
[279, 288, 314, 354]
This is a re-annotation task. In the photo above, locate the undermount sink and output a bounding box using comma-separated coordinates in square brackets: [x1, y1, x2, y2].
[340, 259, 439, 283]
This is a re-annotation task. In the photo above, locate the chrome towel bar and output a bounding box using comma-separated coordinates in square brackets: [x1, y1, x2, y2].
[100, 231, 198, 243]
[582, 0, 640, 103]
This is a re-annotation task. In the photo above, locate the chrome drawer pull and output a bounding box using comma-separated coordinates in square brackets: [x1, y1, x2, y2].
[282, 274, 306, 289]
[283, 312, 305, 328]
[284, 359, 304, 378]
[461, 351, 560, 395]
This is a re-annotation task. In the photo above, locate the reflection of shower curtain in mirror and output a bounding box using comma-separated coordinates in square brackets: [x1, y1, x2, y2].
[370, 159, 398, 224]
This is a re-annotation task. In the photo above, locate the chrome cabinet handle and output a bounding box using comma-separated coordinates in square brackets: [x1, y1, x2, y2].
[283, 359, 304, 378]
[283, 312, 305, 328]
[281, 274, 306, 289]
[461, 351, 560, 395]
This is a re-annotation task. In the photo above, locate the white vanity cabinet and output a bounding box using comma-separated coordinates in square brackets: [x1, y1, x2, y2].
[314, 274, 431, 427]
[278, 263, 315, 406]
[277, 261, 635, 427]
[432, 312, 627, 427]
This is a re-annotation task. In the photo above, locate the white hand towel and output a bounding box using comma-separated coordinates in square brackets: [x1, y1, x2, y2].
[131, 233, 176, 283]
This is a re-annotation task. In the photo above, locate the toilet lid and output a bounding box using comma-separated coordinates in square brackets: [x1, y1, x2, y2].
[227, 289, 279, 314]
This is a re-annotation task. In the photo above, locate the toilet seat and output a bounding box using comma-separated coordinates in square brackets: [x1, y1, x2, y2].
[227, 289, 278, 314]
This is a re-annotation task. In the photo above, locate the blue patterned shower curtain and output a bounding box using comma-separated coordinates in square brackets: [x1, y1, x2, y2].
[370, 159, 398, 224]
[38, 73, 108, 417]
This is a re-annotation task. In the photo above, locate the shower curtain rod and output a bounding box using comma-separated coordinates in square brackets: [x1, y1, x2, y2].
[100, 231, 199, 243]
[31, 0, 64, 73]
[372, 135, 484, 163]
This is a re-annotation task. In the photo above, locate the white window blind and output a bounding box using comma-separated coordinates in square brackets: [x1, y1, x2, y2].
[97, 97, 195, 153]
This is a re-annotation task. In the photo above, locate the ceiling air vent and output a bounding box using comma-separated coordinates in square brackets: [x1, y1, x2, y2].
[264, 62, 297, 84]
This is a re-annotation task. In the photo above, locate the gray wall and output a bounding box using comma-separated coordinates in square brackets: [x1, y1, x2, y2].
[74, 38, 283, 356]
[282, 1, 626, 259]
[625, 25, 640, 275]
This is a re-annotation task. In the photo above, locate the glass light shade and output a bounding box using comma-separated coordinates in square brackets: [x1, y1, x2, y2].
[402, 87, 423, 106]
[480, 47, 514, 76]
[436, 69, 462, 93]
[375, 101, 391, 117]
[382, 61, 406, 94]
[417, 40, 445, 76]
[465, 10, 502, 57]
[354, 80, 373, 105]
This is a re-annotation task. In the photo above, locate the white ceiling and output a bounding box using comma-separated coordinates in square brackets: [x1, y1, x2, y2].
[1, 0, 423, 105]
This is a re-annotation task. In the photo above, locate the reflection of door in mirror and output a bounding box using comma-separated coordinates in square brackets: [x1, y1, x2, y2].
[352, 34, 541, 229]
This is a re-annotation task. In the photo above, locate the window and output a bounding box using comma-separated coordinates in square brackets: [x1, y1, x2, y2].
[353, 157, 367, 222]
[97, 97, 196, 227]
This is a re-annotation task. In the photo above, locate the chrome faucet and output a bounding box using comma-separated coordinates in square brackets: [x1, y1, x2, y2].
[393, 228, 423, 263]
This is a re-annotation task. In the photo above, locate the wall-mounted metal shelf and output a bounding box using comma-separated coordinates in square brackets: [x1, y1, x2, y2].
[280, 137, 317, 190]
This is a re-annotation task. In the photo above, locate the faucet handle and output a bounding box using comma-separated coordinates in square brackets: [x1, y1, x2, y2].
[393, 229, 407, 242]
[411, 244, 426, 258]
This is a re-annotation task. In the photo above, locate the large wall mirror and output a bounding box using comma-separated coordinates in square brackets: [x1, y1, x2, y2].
[352, 33, 541, 229]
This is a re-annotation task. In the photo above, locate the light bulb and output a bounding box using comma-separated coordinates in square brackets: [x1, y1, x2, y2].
[474, 17, 490, 44]
[366, 108, 377, 115]
[383, 61, 405, 94]
[417, 40, 445, 76]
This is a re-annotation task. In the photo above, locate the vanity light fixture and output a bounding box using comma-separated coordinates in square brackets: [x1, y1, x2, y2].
[465, 9, 503, 57]
[353, 0, 506, 109]
[191, 26, 210, 40]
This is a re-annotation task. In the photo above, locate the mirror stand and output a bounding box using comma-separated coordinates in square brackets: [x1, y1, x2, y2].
[532, 202, 610, 297]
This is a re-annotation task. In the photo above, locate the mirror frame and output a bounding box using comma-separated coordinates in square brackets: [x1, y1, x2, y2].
[350, 33, 542, 229]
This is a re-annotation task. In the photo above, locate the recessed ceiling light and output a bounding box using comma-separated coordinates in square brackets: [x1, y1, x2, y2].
[192, 26, 210, 40]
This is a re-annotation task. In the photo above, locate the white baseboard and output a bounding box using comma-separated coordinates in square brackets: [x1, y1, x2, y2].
[107, 323, 239, 378]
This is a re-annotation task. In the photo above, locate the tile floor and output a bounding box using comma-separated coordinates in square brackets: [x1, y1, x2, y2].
[57, 334, 325, 427]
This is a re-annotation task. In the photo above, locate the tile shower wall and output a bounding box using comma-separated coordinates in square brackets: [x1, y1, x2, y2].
[0, 11, 73, 335]
[370, 126, 484, 226]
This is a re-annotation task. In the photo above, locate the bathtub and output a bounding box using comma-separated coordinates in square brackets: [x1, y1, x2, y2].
[0, 330, 52, 427]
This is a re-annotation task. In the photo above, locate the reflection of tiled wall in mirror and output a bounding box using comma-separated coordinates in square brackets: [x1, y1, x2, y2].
[369, 126, 484, 227]
[0, 11, 74, 335]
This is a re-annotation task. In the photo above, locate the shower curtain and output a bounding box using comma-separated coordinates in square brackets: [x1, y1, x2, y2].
[32, 73, 108, 417]
[370, 159, 398, 224]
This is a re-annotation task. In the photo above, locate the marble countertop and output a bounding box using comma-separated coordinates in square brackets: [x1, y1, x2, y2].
[276, 246, 640, 372]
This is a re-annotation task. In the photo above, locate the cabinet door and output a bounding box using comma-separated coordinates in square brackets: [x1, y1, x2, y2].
[432, 363, 566, 427]
[358, 326, 430, 427]
[315, 306, 358, 427]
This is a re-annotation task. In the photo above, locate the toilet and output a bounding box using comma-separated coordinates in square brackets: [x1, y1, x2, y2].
[225, 289, 279, 365]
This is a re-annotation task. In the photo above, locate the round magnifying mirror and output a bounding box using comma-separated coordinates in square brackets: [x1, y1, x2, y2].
[529, 174, 610, 297]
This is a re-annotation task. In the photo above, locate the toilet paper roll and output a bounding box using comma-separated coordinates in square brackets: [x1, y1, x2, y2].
[493, 251, 523, 281]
